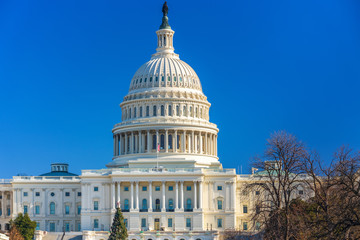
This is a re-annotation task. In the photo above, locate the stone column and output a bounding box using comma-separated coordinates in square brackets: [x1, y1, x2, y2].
[199, 181, 203, 209]
[148, 181, 153, 212]
[60, 189, 64, 217]
[231, 181, 236, 211]
[193, 182, 197, 210]
[131, 132, 134, 154]
[208, 182, 212, 210]
[124, 133, 128, 154]
[42, 189, 46, 217]
[117, 182, 121, 207]
[156, 130, 159, 150]
[72, 188, 76, 216]
[116, 134, 119, 156]
[130, 182, 134, 210]
[31, 188, 35, 217]
[174, 130, 178, 153]
[205, 133, 208, 155]
[215, 135, 218, 156]
[113, 135, 116, 156]
[199, 133, 203, 154]
[175, 181, 179, 210]
[194, 133, 198, 153]
[225, 182, 230, 211]
[180, 181, 184, 210]
[147, 130, 151, 153]
[139, 131, 142, 153]
[9, 192, 13, 217]
[165, 130, 168, 153]
[87, 184, 91, 211]
[192, 131, 195, 153]
[111, 183, 115, 210]
[182, 131, 186, 153]
[187, 134, 191, 153]
[135, 181, 139, 210]
[161, 181, 166, 212]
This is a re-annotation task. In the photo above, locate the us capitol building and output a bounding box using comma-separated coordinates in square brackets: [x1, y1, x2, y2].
[0, 3, 260, 240]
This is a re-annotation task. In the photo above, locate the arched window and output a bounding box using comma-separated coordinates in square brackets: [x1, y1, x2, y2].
[168, 199, 174, 210]
[134, 107, 137, 118]
[183, 106, 187, 117]
[176, 105, 180, 116]
[161, 105, 165, 116]
[129, 108, 132, 119]
[190, 106, 193, 117]
[200, 108, 202, 119]
[195, 108, 198, 118]
[177, 135, 180, 149]
[168, 105, 172, 116]
[186, 198, 192, 210]
[153, 106, 157, 116]
[142, 199, 147, 210]
[146, 106, 149, 117]
[140, 106, 143, 117]
[160, 134, 165, 150]
[124, 199, 129, 210]
[168, 135, 172, 149]
[50, 202, 55, 215]
[152, 135, 157, 149]
[155, 199, 160, 210]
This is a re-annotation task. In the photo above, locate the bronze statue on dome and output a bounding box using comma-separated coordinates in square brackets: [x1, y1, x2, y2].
[162, 1, 168, 16]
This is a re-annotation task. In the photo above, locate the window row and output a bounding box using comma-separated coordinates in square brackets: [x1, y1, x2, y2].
[130, 76, 201, 90]
[23, 202, 81, 215]
[120, 198, 194, 212]
[22, 191, 81, 197]
[122, 104, 209, 121]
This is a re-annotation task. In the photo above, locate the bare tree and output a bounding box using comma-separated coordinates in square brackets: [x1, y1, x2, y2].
[246, 131, 310, 240]
[303, 146, 360, 239]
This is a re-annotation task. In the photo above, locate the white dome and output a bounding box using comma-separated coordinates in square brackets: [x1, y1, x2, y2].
[129, 57, 202, 92]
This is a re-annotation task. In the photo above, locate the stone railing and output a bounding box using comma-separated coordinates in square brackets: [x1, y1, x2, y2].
[0, 179, 12, 184]
[82, 167, 236, 176]
[12, 176, 80, 182]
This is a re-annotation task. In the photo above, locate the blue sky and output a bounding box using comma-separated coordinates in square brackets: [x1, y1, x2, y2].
[0, 0, 359, 178]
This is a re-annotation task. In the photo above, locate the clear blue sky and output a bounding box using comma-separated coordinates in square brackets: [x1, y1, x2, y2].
[0, 0, 359, 178]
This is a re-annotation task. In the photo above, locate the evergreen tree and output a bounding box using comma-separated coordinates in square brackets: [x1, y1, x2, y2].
[108, 207, 128, 240]
[10, 213, 37, 240]
[9, 223, 24, 240]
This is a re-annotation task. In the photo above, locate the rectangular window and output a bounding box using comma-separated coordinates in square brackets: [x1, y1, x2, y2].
[65, 192, 70, 197]
[124, 186, 129, 191]
[124, 219, 128, 228]
[186, 218, 191, 228]
[255, 222, 261, 230]
[50, 223, 55, 232]
[168, 218, 173, 227]
[23, 192, 28, 197]
[94, 219, 99, 229]
[299, 190, 304, 195]
[77, 205, 81, 215]
[243, 205, 248, 214]
[168, 186, 173, 191]
[35, 192, 40, 197]
[94, 201, 99, 211]
[255, 191, 260, 195]
[141, 218, 146, 228]
[142, 186, 147, 191]
[35, 205, 40, 215]
[94, 187, 99, 192]
[186, 186, 191, 191]
[217, 200, 223, 210]
[155, 186, 160, 191]
[65, 222, 70, 232]
[77, 222, 81, 231]
[217, 218, 223, 228]
[78, 192, 81, 197]
[65, 205, 70, 215]
[36, 222, 40, 230]
[217, 186, 223, 191]
[23, 205, 28, 214]
[243, 222, 248, 231]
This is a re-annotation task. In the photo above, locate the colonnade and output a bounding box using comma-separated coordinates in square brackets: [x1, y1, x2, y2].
[108, 180, 203, 212]
[113, 130, 217, 157]
[0, 191, 11, 218]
